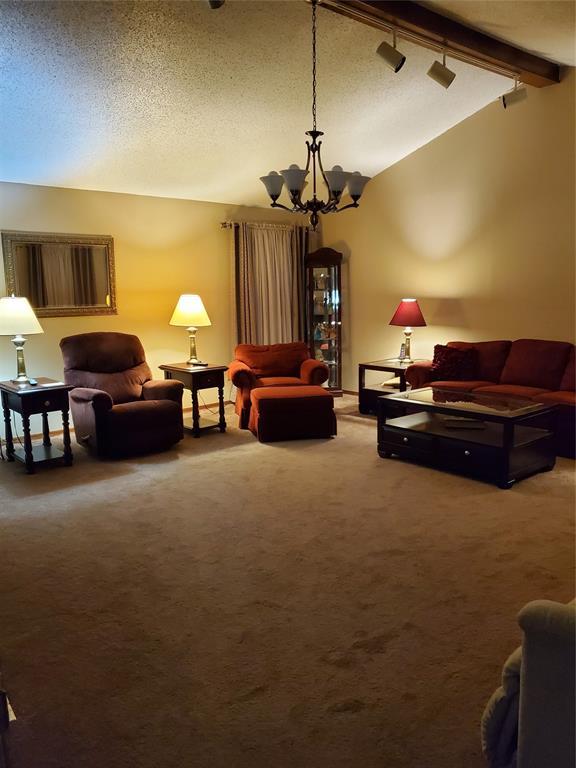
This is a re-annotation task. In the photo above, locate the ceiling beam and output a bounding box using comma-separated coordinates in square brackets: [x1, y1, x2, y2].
[320, 0, 560, 87]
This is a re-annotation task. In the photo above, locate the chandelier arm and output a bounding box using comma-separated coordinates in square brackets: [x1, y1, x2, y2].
[271, 201, 296, 213]
[315, 141, 336, 204]
[333, 200, 360, 213]
[304, 141, 312, 174]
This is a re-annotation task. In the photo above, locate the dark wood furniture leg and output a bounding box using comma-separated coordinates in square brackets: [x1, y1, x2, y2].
[21, 414, 34, 474]
[42, 412, 52, 447]
[499, 421, 514, 489]
[2, 394, 14, 461]
[218, 383, 226, 432]
[62, 407, 73, 465]
[191, 387, 201, 438]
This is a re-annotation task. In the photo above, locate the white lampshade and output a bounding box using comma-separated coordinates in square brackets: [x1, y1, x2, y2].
[169, 294, 211, 328]
[0, 296, 44, 335]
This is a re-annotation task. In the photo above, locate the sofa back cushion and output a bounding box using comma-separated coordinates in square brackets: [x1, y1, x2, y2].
[500, 339, 572, 390]
[60, 332, 152, 403]
[560, 346, 575, 391]
[447, 341, 511, 382]
[235, 342, 310, 377]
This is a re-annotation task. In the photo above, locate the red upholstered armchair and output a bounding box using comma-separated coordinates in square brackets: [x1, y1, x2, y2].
[228, 342, 329, 428]
[60, 332, 184, 458]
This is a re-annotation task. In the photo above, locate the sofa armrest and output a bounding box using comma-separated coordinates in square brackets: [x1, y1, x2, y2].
[142, 379, 184, 404]
[69, 387, 113, 413]
[228, 360, 258, 389]
[405, 360, 433, 389]
[300, 358, 329, 385]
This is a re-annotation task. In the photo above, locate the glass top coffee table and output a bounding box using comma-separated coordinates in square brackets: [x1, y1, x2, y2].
[377, 387, 558, 488]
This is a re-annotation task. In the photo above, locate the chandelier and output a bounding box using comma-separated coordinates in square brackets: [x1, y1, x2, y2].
[260, 0, 371, 230]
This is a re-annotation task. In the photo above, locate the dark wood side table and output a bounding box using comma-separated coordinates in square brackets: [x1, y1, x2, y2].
[358, 358, 427, 415]
[159, 363, 227, 438]
[0, 378, 74, 474]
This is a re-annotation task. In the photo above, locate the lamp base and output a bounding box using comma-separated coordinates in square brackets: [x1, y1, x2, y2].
[187, 359, 209, 367]
[11, 335, 32, 384]
[402, 328, 413, 364]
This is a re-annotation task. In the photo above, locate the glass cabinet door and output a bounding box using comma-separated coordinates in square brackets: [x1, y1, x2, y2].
[305, 249, 343, 393]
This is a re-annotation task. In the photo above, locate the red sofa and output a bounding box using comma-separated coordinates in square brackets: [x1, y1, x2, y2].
[406, 339, 575, 458]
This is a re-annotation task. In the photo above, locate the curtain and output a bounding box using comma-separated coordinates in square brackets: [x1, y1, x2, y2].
[23, 244, 47, 307]
[233, 222, 308, 345]
[41, 244, 76, 306]
[71, 246, 97, 305]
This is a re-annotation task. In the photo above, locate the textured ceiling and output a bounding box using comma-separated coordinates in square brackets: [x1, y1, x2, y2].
[0, 1, 571, 207]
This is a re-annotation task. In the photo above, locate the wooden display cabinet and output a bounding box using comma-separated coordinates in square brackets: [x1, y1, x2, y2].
[305, 247, 342, 394]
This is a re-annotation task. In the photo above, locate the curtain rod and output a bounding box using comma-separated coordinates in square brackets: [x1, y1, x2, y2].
[221, 220, 312, 231]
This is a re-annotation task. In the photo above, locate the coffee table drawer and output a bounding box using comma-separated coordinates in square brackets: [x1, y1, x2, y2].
[438, 438, 500, 480]
[380, 426, 435, 453]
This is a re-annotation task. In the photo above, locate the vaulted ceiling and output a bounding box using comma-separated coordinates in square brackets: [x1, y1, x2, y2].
[0, 1, 572, 207]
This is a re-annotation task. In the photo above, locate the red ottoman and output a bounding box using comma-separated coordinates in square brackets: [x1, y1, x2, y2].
[249, 385, 337, 442]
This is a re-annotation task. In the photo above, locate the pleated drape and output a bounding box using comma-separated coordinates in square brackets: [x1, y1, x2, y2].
[233, 222, 308, 345]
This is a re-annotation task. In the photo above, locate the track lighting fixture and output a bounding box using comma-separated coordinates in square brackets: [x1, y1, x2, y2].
[376, 29, 406, 74]
[501, 79, 527, 109]
[208, 0, 225, 8]
[427, 52, 456, 89]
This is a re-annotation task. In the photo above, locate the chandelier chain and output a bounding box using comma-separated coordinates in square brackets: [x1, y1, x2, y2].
[312, 0, 317, 132]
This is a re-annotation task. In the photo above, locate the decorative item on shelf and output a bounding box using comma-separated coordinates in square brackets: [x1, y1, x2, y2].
[389, 298, 426, 364]
[169, 294, 211, 366]
[0, 295, 44, 384]
[259, 0, 370, 230]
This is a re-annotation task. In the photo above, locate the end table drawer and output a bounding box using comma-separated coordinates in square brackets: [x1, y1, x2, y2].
[194, 372, 223, 390]
[21, 390, 69, 414]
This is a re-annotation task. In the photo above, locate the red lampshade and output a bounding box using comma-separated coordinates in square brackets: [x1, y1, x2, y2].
[389, 298, 426, 327]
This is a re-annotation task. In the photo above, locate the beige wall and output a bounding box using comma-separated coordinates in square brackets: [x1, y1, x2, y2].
[0, 183, 300, 429]
[322, 69, 575, 391]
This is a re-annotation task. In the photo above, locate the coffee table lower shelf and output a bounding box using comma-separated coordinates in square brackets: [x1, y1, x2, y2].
[378, 412, 556, 489]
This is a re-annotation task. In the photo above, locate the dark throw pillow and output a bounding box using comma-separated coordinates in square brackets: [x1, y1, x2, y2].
[430, 344, 478, 381]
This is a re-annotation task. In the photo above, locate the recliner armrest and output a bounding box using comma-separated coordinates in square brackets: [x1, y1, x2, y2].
[142, 379, 184, 404]
[518, 599, 576, 642]
[300, 358, 329, 385]
[228, 360, 258, 389]
[69, 387, 113, 413]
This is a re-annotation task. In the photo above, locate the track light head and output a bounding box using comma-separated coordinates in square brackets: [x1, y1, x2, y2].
[427, 53, 456, 89]
[208, 0, 225, 8]
[501, 81, 527, 109]
[376, 30, 406, 74]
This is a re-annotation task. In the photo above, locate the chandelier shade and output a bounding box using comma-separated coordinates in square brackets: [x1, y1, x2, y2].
[259, 0, 371, 230]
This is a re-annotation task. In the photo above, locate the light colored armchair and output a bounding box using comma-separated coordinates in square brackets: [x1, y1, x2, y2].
[481, 599, 575, 768]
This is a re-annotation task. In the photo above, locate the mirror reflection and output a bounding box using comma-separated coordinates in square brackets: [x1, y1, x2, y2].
[2, 231, 117, 317]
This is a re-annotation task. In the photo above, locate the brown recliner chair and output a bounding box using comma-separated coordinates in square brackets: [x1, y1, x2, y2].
[60, 332, 184, 458]
[228, 342, 329, 429]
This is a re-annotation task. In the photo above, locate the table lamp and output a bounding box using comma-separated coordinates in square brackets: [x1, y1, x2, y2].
[389, 298, 426, 363]
[0, 295, 44, 384]
[169, 294, 211, 366]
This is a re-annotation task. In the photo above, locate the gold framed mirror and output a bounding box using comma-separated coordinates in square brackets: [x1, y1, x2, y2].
[1, 230, 117, 317]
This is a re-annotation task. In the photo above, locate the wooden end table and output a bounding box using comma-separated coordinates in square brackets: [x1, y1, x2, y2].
[359, 358, 426, 415]
[0, 378, 74, 474]
[159, 363, 227, 438]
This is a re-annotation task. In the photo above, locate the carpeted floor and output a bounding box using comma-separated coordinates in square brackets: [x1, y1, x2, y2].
[0, 397, 574, 768]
